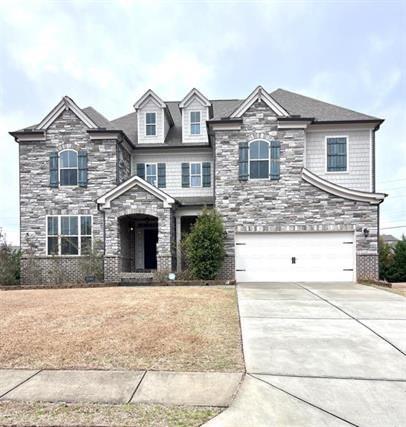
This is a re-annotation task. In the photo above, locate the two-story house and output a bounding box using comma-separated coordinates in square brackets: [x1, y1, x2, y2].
[10, 86, 386, 285]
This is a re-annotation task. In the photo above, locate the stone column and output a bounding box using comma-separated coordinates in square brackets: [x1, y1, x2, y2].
[176, 215, 182, 272]
[157, 207, 173, 272]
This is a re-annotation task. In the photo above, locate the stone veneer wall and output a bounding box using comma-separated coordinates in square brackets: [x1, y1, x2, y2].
[103, 185, 174, 282]
[19, 109, 122, 284]
[213, 100, 379, 281]
[117, 141, 132, 184]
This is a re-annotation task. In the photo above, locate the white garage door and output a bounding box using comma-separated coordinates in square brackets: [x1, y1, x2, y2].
[235, 232, 355, 282]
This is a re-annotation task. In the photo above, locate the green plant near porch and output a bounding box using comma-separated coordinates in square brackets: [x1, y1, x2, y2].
[182, 208, 225, 280]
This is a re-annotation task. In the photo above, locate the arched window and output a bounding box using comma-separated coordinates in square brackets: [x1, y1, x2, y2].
[59, 150, 78, 186]
[249, 140, 270, 179]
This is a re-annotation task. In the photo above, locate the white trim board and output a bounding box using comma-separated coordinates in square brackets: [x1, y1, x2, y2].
[97, 175, 175, 209]
[38, 96, 98, 130]
[179, 88, 211, 108]
[302, 168, 386, 205]
[133, 89, 166, 110]
[230, 86, 289, 118]
[45, 214, 93, 257]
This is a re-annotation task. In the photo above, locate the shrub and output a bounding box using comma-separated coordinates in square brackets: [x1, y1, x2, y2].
[79, 240, 104, 282]
[379, 235, 406, 282]
[0, 230, 21, 285]
[379, 237, 394, 281]
[389, 236, 406, 282]
[182, 208, 225, 280]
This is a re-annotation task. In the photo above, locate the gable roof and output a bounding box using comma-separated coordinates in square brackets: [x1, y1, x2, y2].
[81, 106, 118, 130]
[37, 96, 98, 130]
[133, 89, 166, 110]
[179, 88, 211, 108]
[11, 88, 383, 146]
[230, 86, 289, 118]
[97, 175, 175, 209]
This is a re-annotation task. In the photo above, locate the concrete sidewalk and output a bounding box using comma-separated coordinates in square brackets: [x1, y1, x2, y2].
[0, 369, 243, 407]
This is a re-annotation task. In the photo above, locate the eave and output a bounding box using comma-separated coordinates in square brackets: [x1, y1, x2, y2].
[9, 130, 46, 142]
[87, 129, 135, 149]
[302, 168, 387, 205]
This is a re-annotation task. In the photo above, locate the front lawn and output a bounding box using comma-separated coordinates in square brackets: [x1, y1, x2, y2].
[0, 401, 221, 427]
[0, 286, 243, 372]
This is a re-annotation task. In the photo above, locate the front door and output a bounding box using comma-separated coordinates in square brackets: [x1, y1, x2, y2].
[144, 229, 158, 270]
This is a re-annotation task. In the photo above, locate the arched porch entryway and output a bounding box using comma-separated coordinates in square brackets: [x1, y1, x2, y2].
[119, 213, 158, 273]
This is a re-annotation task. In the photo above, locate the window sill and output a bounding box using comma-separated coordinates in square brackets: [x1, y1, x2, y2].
[325, 171, 350, 174]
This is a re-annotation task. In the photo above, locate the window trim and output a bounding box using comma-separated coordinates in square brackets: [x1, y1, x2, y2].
[325, 135, 349, 174]
[189, 162, 203, 188]
[145, 162, 158, 187]
[190, 111, 201, 135]
[248, 139, 271, 181]
[59, 149, 79, 187]
[145, 112, 157, 137]
[46, 215, 93, 257]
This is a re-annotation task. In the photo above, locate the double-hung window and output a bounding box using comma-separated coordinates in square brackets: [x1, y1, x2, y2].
[190, 162, 202, 187]
[61, 216, 79, 255]
[80, 216, 92, 255]
[146, 112, 156, 136]
[60, 150, 78, 186]
[146, 163, 157, 186]
[327, 137, 347, 172]
[47, 216, 59, 255]
[249, 140, 270, 179]
[47, 215, 92, 256]
[190, 111, 201, 135]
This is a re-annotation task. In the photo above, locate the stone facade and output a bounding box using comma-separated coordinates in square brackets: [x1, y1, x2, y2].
[102, 185, 174, 282]
[19, 109, 123, 284]
[17, 97, 382, 284]
[213, 100, 379, 281]
[116, 141, 131, 184]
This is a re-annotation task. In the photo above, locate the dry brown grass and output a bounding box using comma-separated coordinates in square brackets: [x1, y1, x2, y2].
[0, 401, 221, 427]
[0, 286, 243, 371]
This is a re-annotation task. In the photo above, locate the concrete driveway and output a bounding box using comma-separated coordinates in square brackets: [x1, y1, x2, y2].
[207, 282, 406, 427]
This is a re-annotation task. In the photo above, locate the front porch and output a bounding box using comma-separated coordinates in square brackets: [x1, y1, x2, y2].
[97, 175, 206, 283]
[119, 214, 158, 273]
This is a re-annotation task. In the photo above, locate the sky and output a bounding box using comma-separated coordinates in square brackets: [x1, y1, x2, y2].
[0, 0, 405, 245]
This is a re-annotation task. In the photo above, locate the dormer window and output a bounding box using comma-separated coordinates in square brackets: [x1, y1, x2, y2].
[145, 112, 156, 136]
[190, 111, 201, 135]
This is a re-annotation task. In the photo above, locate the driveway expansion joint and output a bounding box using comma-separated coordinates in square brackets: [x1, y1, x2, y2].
[249, 372, 406, 382]
[295, 282, 406, 357]
[249, 374, 360, 427]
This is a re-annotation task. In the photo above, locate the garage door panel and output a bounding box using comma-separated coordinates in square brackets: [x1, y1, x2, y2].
[235, 232, 354, 282]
